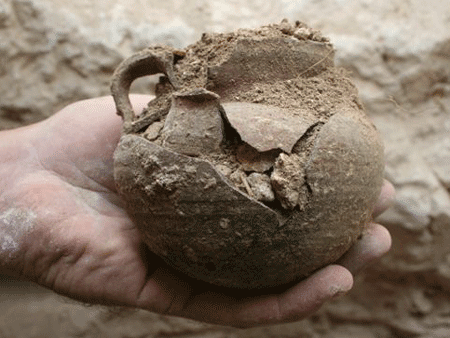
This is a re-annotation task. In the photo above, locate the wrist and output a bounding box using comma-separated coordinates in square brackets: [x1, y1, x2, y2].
[0, 127, 39, 278]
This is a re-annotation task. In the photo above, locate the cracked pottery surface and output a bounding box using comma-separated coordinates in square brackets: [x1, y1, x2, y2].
[111, 21, 384, 289]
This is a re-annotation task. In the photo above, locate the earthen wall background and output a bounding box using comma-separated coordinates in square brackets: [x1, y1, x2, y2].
[1, 1, 450, 337]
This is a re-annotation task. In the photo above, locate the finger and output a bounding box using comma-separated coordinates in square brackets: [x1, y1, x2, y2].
[273, 264, 353, 324]
[130, 94, 156, 116]
[135, 266, 194, 315]
[373, 179, 396, 218]
[174, 265, 353, 328]
[337, 222, 392, 275]
[41, 95, 155, 192]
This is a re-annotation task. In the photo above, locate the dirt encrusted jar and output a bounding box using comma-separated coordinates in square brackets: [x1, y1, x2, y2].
[111, 20, 385, 290]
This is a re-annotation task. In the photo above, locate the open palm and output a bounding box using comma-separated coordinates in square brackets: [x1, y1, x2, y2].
[0, 95, 393, 327]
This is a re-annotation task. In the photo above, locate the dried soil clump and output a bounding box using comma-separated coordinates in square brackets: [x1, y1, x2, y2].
[111, 20, 384, 289]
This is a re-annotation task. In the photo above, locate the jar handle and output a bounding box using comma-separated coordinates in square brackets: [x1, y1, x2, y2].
[111, 48, 179, 133]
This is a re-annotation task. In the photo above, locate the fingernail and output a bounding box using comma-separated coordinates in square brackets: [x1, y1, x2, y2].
[329, 283, 352, 300]
[373, 180, 396, 217]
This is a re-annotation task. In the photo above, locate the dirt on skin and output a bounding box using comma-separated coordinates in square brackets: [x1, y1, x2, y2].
[112, 20, 384, 290]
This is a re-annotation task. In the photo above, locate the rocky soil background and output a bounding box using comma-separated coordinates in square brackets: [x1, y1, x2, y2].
[1, 0, 450, 337]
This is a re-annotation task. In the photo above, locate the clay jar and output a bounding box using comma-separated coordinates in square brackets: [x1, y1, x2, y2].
[111, 21, 384, 289]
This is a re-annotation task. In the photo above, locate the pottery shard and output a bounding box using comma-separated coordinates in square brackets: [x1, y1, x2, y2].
[113, 134, 288, 289]
[222, 102, 318, 153]
[207, 37, 334, 99]
[235, 143, 279, 172]
[161, 88, 224, 156]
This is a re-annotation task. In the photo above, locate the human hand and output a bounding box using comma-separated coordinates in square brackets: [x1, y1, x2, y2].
[0, 96, 394, 328]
